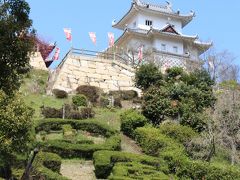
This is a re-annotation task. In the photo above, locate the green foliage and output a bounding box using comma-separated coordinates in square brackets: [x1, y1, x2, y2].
[62, 124, 74, 139]
[219, 80, 238, 90]
[135, 63, 163, 90]
[80, 107, 95, 119]
[159, 122, 198, 144]
[72, 94, 87, 107]
[142, 67, 216, 131]
[38, 135, 121, 159]
[109, 90, 138, 100]
[134, 127, 186, 157]
[52, 89, 68, 99]
[41, 105, 95, 120]
[109, 162, 171, 180]
[35, 119, 117, 137]
[35, 118, 120, 158]
[32, 152, 69, 180]
[134, 126, 240, 179]
[41, 106, 62, 118]
[120, 110, 147, 138]
[93, 150, 166, 179]
[76, 85, 101, 103]
[99, 96, 110, 108]
[0, 0, 35, 95]
[0, 91, 33, 165]
[142, 85, 174, 125]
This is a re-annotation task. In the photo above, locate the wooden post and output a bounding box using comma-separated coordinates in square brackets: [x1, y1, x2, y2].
[62, 104, 65, 120]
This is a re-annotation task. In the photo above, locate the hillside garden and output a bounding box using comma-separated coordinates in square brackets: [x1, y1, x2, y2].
[0, 64, 239, 179]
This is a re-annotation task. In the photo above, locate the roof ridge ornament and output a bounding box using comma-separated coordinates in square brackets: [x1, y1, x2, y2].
[166, 1, 172, 11]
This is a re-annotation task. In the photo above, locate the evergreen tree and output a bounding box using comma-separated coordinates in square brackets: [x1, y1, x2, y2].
[0, 0, 35, 95]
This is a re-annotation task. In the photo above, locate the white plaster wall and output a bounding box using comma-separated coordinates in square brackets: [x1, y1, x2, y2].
[128, 14, 139, 29]
[184, 43, 199, 61]
[153, 37, 183, 54]
[127, 37, 152, 50]
[136, 12, 182, 32]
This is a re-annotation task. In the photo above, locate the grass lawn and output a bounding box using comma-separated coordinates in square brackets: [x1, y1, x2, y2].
[94, 108, 124, 131]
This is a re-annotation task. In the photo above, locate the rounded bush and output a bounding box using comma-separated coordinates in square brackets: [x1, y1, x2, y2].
[159, 122, 198, 144]
[52, 89, 68, 99]
[72, 94, 87, 107]
[76, 85, 101, 103]
[109, 90, 138, 100]
[120, 110, 147, 138]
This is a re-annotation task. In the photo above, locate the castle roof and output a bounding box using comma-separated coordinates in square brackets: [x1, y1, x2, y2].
[115, 27, 211, 54]
[115, 27, 198, 45]
[113, 0, 195, 30]
[194, 40, 213, 54]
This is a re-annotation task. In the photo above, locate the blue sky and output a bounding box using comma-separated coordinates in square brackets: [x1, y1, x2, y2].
[27, 0, 240, 68]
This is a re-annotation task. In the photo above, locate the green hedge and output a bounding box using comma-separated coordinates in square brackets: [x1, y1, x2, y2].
[134, 127, 240, 179]
[120, 110, 147, 138]
[109, 162, 172, 180]
[39, 135, 121, 159]
[158, 122, 198, 144]
[135, 127, 186, 157]
[93, 150, 167, 179]
[35, 119, 117, 137]
[32, 152, 68, 180]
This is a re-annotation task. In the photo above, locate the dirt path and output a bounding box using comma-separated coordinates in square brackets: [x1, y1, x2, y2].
[60, 160, 96, 180]
[121, 133, 142, 154]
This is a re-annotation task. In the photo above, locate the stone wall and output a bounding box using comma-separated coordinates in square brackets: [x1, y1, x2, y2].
[29, 52, 48, 71]
[47, 53, 141, 95]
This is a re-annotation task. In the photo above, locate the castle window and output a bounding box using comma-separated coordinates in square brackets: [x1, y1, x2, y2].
[161, 44, 166, 51]
[145, 20, 152, 26]
[173, 46, 178, 53]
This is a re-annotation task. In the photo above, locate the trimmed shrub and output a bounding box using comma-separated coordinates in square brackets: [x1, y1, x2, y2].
[93, 150, 167, 179]
[109, 90, 138, 100]
[134, 127, 186, 157]
[159, 122, 198, 144]
[52, 89, 68, 99]
[135, 63, 163, 90]
[120, 110, 147, 138]
[72, 94, 87, 107]
[31, 152, 68, 180]
[41, 107, 62, 119]
[62, 124, 74, 139]
[38, 135, 121, 159]
[41, 105, 94, 120]
[80, 107, 95, 119]
[109, 162, 171, 180]
[134, 127, 240, 179]
[76, 85, 101, 103]
[35, 119, 117, 137]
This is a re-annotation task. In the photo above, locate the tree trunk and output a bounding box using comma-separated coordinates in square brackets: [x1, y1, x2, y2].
[206, 134, 215, 162]
[230, 138, 236, 165]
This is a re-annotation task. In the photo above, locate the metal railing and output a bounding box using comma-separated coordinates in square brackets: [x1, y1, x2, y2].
[69, 48, 128, 63]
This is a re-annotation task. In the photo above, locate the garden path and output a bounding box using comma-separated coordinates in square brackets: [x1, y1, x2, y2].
[60, 160, 96, 180]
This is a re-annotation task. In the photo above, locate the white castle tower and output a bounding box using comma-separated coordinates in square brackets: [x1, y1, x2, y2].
[112, 0, 212, 70]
